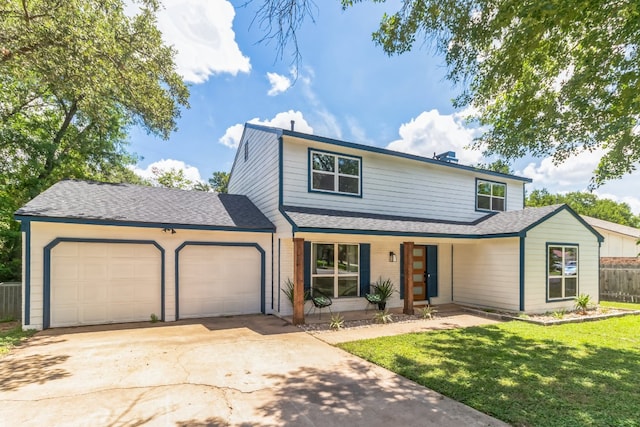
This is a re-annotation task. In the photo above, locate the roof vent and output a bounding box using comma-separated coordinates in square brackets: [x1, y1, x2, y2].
[434, 151, 459, 163]
[290, 120, 295, 131]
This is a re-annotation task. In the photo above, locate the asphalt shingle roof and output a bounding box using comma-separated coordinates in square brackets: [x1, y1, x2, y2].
[283, 204, 566, 237]
[15, 180, 275, 230]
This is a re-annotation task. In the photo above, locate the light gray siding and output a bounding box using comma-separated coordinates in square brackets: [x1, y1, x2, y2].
[282, 136, 525, 222]
[228, 127, 292, 236]
[524, 210, 600, 312]
[452, 238, 521, 311]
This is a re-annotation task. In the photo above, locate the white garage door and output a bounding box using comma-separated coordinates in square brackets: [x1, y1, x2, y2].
[50, 242, 161, 327]
[178, 245, 262, 318]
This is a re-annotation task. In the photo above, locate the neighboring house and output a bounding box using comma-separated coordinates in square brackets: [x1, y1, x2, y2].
[16, 123, 604, 329]
[581, 216, 640, 258]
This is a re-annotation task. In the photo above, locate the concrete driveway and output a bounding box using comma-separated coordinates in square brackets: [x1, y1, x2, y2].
[0, 315, 507, 426]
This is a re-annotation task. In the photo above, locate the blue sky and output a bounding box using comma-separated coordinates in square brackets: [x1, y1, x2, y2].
[127, 0, 640, 214]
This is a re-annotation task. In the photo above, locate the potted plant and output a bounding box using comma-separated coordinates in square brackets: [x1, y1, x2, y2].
[371, 277, 396, 310]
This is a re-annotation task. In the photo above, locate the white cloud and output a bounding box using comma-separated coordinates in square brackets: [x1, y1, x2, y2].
[266, 72, 292, 96]
[132, 159, 204, 183]
[519, 150, 603, 189]
[386, 109, 484, 165]
[219, 110, 314, 148]
[154, 0, 251, 83]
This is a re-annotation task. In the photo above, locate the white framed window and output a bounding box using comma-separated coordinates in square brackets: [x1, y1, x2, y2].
[310, 150, 361, 196]
[548, 244, 578, 300]
[311, 243, 359, 297]
[476, 179, 506, 211]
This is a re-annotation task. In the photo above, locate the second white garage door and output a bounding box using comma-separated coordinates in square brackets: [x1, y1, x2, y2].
[178, 245, 262, 318]
[50, 241, 162, 328]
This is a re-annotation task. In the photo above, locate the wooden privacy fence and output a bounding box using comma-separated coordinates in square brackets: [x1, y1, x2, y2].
[600, 257, 640, 303]
[0, 282, 21, 320]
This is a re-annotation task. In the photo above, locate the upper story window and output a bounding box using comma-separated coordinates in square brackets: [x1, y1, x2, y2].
[310, 150, 361, 196]
[548, 245, 578, 300]
[476, 179, 506, 211]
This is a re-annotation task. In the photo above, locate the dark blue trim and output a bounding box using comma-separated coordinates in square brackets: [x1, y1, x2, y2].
[42, 238, 165, 330]
[174, 241, 266, 320]
[475, 178, 507, 213]
[545, 242, 580, 303]
[426, 245, 438, 299]
[295, 227, 520, 239]
[22, 220, 31, 325]
[277, 238, 281, 312]
[271, 233, 274, 310]
[519, 236, 525, 311]
[521, 205, 604, 243]
[307, 148, 363, 198]
[359, 243, 371, 296]
[14, 215, 274, 233]
[303, 241, 311, 292]
[278, 136, 298, 233]
[399, 244, 405, 300]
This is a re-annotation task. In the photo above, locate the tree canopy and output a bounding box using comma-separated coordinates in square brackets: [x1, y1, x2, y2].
[254, 0, 640, 186]
[526, 189, 640, 228]
[209, 171, 230, 194]
[0, 0, 190, 280]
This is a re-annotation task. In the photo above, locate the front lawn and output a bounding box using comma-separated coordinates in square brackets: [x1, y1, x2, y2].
[339, 315, 640, 427]
[600, 300, 640, 311]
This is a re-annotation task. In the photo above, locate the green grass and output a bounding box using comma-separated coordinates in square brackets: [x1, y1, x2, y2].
[339, 316, 640, 427]
[600, 301, 640, 311]
[0, 325, 35, 356]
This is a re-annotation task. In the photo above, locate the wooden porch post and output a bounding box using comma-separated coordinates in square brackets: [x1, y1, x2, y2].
[292, 237, 305, 325]
[403, 242, 414, 315]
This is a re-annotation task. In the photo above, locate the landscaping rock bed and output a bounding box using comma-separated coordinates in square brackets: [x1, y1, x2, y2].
[461, 305, 640, 326]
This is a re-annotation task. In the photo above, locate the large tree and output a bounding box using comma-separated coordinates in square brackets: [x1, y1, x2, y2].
[526, 189, 640, 228]
[254, 0, 640, 186]
[0, 0, 190, 280]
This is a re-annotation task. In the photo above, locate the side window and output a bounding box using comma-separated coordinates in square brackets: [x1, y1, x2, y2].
[547, 245, 578, 300]
[310, 150, 361, 196]
[244, 141, 249, 161]
[476, 179, 506, 211]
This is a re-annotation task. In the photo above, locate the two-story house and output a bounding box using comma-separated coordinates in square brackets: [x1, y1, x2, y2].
[16, 123, 603, 329]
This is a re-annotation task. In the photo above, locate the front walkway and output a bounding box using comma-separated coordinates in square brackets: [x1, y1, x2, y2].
[286, 304, 502, 344]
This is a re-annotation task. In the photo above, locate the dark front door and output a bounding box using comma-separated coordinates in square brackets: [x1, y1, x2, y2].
[411, 245, 438, 302]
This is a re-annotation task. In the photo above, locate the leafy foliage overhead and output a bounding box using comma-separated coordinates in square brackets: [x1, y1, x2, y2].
[526, 189, 640, 228]
[1, 0, 189, 139]
[0, 0, 190, 281]
[254, 0, 640, 186]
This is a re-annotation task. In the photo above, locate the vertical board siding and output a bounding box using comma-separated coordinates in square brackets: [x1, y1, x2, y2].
[452, 238, 521, 311]
[596, 229, 640, 257]
[282, 136, 525, 222]
[0, 282, 21, 320]
[524, 210, 600, 312]
[600, 258, 640, 302]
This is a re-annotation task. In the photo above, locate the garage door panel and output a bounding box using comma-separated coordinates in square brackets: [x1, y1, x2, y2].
[50, 242, 161, 327]
[179, 245, 261, 318]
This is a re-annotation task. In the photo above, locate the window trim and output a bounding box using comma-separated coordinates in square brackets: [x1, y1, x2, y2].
[310, 242, 360, 298]
[546, 242, 579, 302]
[475, 178, 507, 212]
[308, 148, 362, 198]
